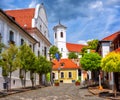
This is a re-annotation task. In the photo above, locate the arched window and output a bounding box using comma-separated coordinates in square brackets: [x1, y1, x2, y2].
[55, 33, 57, 38]
[9, 30, 14, 41]
[60, 32, 63, 38]
[21, 39, 24, 45]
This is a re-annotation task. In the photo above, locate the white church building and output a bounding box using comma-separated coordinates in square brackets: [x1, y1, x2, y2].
[53, 22, 85, 59]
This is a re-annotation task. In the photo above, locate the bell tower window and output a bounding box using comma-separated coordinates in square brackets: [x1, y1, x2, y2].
[55, 33, 57, 39]
[61, 32, 63, 38]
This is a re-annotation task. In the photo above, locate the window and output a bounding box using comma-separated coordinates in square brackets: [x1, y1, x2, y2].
[61, 48, 63, 52]
[9, 31, 14, 41]
[38, 42, 40, 47]
[60, 62, 64, 66]
[55, 33, 57, 38]
[60, 32, 63, 38]
[68, 72, 72, 78]
[29, 45, 32, 48]
[61, 72, 64, 78]
[21, 39, 24, 45]
[40, 25, 42, 30]
[38, 51, 40, 56]
[44, 47, 47, 57]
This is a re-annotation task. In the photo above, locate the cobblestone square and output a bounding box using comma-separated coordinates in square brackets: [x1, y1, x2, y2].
[0, 83, 104, 100]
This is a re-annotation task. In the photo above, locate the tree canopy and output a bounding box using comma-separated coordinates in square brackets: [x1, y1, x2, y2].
[87, 39, 99, 50]
[68, 52, 78, 59]
[80, 52, 102, 71]
[101, 52, 120, 72]
[49, 45, 62, 59]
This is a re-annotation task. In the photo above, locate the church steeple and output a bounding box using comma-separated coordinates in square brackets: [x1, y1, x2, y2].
[53, 21, 67, 58]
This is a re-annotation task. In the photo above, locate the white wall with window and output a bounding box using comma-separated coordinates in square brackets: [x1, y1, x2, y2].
[0, 9, 37, 90]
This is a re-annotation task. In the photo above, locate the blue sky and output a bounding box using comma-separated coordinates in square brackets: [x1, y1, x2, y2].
[1, 0, 120, 44]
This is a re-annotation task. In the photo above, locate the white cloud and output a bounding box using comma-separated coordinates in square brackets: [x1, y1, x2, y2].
[78, 40, 87, 45]
[28, 0, 37, 8]
[89, 1, 103, 11]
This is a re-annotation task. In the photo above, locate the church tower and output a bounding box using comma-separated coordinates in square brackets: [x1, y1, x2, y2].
[53, 21, 68, 58]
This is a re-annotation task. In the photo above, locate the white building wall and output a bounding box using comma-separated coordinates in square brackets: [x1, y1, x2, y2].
[101, 42, 110, 57]
[0, 12, 38, 90]
[54, 26, 68, 58]
[101, 42, 114, 88]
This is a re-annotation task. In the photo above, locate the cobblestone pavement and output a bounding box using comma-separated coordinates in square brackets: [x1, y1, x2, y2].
[0, 83, 105, 100]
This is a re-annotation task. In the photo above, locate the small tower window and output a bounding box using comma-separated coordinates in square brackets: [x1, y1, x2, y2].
[55, 33, 57, 39]
[61, 32, 63, 38]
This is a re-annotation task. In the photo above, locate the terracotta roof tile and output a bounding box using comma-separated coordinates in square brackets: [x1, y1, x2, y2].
[102, 31, 120, 41]
[66, 42, 86, 52]
[5, 8, 35, 28]
[52, 59, 80, 70]
[114, 48, 120, 52]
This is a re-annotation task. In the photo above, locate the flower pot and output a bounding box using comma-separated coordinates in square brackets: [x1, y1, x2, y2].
[75, 82, 80, 86]
[54, 83, 59, 86]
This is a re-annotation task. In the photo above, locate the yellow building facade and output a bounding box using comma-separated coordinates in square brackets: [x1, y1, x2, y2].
[52, 59, 80, 83]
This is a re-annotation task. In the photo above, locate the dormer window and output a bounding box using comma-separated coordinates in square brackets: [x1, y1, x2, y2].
[61, 32, 63, 38]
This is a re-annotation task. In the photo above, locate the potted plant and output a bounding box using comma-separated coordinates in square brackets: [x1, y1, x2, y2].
[75, 80, 80, 86]
[54, 80, 59, 86]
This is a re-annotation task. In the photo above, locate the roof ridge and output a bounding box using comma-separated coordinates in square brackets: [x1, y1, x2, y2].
[66, 42, 86, 46]
[5, 8, 35, 11]
[102, 31, 120, 41]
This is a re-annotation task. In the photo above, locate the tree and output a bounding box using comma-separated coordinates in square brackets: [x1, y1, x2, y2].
[18, 43, 35, 87]
[36, 55, 52, 85]
[0, 44, 20, 90]
[101, 52, 120, 96]
[27, 50, 37, 87]
[80, 39, 98, 56]
[101, 52, 120, 72]
[49, 45, 62, 59]
[80, 52, 102, 71]
[87, 39, 98, 50]
[68, 52, 78, 59]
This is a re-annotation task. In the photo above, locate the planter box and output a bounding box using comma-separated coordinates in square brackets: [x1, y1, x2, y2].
[54, 83, 59, 86]
[75, 82, 80, 86]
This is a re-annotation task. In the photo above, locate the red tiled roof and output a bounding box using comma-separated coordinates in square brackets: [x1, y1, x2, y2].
[66, 43, 86, 52]
[52, 59, 80, 70]
[114, 48, 120, 52]
[5, 8, 35, 28]
[102, 31, 120, 41]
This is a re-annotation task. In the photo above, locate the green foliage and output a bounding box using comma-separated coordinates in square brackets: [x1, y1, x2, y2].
[80, 52, 102, 71]
[49, 45, 62, 59]
[36, 55, 52, 74]
[18, 43, 34, 72]
[46, 73, 50, 82]
[101, 52, 120, 72]
[0, 44, 20, 76]
[87, 39, 99, 50]
[0, 42, 5, 53]
[68, 52, 78, 59]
